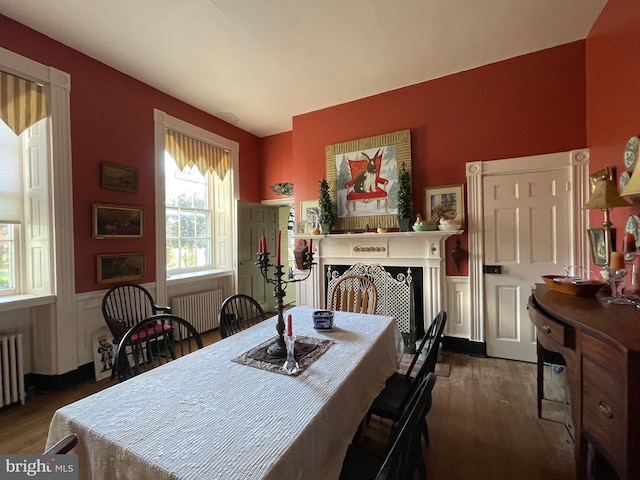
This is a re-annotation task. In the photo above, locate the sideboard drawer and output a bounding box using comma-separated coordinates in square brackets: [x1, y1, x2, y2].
[582, 356, 626, 473]
[529, 298, 572, 349]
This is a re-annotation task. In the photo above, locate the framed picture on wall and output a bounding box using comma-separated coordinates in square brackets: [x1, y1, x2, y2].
[300, 200, 319, 229]
[93, 203, 143, 238]
[101, 161, 138, 193]
[97, 252, 145, 284]
[588, 227, 614, 267]
[424, 184, 465, 227]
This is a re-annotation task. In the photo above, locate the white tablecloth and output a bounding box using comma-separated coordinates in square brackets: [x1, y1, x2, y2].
[47, 307, 402, 479]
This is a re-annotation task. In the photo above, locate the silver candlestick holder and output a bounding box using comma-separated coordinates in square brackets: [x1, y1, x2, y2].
[255, 248, 315, 358]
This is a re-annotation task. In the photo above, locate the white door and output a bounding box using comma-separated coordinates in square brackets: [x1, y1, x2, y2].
[236, 201, 279, 310]
[484, 169, 571, 362]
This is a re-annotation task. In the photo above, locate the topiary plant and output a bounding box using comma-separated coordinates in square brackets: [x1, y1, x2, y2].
[397, 163, 412, 230]
[318, 178, 334, 229]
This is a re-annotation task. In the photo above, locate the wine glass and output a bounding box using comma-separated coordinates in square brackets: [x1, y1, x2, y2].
[602, 267, 633, 304]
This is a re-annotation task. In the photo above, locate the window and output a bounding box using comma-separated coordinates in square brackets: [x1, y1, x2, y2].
[165, 154, 212, 271]
[155, 110, 238, 281]
[0, 71, 52, 297]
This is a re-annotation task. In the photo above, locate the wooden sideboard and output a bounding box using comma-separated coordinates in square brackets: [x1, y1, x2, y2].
[529, 285, 640, 479]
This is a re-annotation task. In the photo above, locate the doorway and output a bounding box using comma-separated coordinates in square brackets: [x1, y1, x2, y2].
[466, 150, 590, 361]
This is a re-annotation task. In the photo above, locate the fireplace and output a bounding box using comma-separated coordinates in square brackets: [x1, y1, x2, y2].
[294, 231, 460, 336]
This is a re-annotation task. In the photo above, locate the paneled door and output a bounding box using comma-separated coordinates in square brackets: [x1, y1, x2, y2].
[236, 201, 279, 311]
[484, 169, 571, 362]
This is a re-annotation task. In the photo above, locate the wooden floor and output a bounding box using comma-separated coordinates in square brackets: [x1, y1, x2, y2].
[0, 336, 574, 479]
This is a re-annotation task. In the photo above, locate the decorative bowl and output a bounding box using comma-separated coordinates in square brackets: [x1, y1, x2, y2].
[312, 310, 334, 330]
[438, 224, 462, 231]
[541, 275, 605, 296]
[412, 223, 438, 232]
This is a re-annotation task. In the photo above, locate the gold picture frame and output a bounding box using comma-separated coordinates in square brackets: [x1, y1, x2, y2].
[93, 203, 143, 238]
[97, 252, 145, 284]
[300, 200, 319, 228]
[325, 129, 411, 231]
[423, 184, 465, 227]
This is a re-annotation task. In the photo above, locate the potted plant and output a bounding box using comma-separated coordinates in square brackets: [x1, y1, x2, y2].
[318, 178, 334, 234]
[397, 162, 412, 231]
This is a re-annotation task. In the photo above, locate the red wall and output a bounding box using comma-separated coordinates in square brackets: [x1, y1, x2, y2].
[260, 131, 294, 200]
[0, 15, 262, 293]
[265, 41, 588, 275]
[586, 0, 640, 250]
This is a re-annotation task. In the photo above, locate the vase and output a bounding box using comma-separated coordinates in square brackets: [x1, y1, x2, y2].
[398, 218, 411, 232]
[320, 223, 331, 234]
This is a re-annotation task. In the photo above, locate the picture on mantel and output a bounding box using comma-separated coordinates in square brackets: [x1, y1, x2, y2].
[325, 129, 411, 232]
[335, 145, 397, 219]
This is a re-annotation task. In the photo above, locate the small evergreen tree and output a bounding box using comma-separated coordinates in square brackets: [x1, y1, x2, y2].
[397, 163, 412, 220]
[318, 179, 334, 226]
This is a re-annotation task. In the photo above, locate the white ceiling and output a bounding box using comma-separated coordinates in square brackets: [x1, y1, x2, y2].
[0, 0, 606, 138]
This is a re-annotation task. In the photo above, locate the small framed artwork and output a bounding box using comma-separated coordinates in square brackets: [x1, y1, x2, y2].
[296, 221, 306, 234]
[93, 203, 143, 238]
[300, 200, 319, 228]
[97, 252, 145, 284]
[424, 184, 465, 227]
[588, 227, 614, 267]
[92, 326, 114, 381]
[101, 161, 138, 193]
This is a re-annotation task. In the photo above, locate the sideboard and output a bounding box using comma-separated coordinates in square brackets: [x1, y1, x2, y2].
[529, 284, 640, 479]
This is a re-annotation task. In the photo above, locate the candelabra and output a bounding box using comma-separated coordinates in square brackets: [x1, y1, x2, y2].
[255, 246, 315, 358]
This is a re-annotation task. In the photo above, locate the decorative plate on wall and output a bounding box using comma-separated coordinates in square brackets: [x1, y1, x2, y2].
[624, 136, 640, 171]
[625, 214, 640, 248]
[620, 171, 631, 191]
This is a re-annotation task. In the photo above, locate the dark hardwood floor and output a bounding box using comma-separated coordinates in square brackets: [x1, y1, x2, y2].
[0, 332, 573, 479]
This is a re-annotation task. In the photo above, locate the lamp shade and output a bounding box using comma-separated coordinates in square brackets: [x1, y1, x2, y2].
[584, 178, 631, 209]
[621, 168, 640, 197]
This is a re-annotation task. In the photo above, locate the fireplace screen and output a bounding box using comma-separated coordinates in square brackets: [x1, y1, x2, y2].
[325, 263, 422, 350]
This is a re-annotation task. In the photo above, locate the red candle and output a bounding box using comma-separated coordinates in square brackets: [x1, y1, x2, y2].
[308, 238, 313, 252]
[287, 313, 292, 337]
[623, 233, 636, 254]
[277, 230, 282, 265]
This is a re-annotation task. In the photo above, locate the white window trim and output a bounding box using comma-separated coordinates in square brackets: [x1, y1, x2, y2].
[0, 48, 74, 303]
[153, 109, 239, 306]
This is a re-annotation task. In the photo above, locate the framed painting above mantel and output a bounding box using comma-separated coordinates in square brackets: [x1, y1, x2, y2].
[325, 129, 411, 232]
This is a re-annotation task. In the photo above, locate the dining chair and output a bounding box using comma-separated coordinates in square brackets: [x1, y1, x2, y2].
[218, 294, 267, 339]
[101, 283, 172, 344]
[328, 274, 378, 314]
[112, 314, 203, 382]
[340, 373, 437, 480]
[43, 433, 78, 455]
[367, 311, 446, 444]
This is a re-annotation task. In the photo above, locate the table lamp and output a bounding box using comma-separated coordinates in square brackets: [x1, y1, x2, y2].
[621, 166, 640, 199]
[584, 177, 631, 266]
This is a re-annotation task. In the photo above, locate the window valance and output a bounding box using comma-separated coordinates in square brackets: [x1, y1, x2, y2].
[165, 129, 230, 180]
[0, 71, 47, 136]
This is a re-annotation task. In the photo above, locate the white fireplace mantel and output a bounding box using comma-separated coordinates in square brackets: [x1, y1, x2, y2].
[294, 231, 461, 331]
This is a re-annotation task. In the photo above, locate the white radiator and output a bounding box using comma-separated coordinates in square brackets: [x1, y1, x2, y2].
[171, 289, 223, 333]
[0, 333, 26, 407]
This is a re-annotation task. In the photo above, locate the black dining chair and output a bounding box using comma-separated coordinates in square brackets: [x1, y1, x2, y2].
[340, 373, 437, 480]
[43, 433, 78, 455]
[112, 314, 203, 382]
[218, 294, 267, 339]
[101, 283, 172, 344]
[367, 311, 446, 444]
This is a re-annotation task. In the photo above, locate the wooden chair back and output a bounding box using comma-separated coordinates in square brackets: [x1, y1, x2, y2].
[101, 283, 171, 343]
[328, 275, 378, 314]
[112, 314, 203, 382]
[218, 294, 267, 339]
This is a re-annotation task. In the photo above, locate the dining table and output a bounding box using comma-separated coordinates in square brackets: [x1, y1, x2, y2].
[46, 307, 403, 479]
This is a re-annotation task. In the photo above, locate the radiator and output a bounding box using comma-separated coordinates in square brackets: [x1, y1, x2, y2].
[171, 289, 223, 333]
[0, 334, 26, 407]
